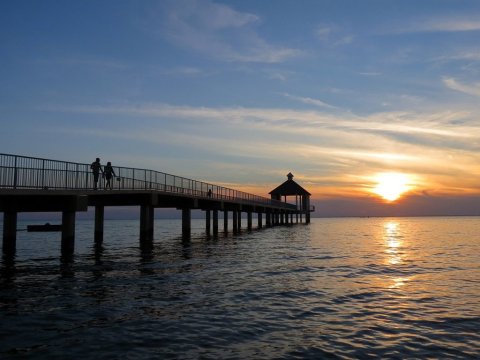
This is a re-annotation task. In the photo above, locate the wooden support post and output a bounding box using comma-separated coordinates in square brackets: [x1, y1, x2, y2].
[61, 211, 76, 256]
[296, 213, 299, 223]
[247, 212, 252, 230]
[224, 210, 228, 233]
[232, 210, 238, 233]
[266, 211, 271, 226]
[205, 210, 211, 234]
[94, 205, 104, 244]
[140, 205, 154, 244]
[3, 211, 17, 254]
[182, 208, 191, 238]
[258, 212, 262, 228]
[306, 211, 311, 224]
[237, 211, 242, 230]
[213, 210, 218, 236]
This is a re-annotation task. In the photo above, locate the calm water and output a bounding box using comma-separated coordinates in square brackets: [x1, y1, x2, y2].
[1, 217, 479, 359]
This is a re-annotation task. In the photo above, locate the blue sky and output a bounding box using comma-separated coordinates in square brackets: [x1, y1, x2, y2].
[2, 0, 480, 215]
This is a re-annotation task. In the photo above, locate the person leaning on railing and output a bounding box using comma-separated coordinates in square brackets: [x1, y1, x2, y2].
[90, 157, 103, 190]
[103, 162, 116, 190]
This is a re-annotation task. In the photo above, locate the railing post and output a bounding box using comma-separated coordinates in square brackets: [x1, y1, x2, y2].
[42, 159, 45, 189]
[75, 164, 79, 189]
[13, 155, 17, 189]
[65, 162, 68, 189]
[86, 165, 89, 189]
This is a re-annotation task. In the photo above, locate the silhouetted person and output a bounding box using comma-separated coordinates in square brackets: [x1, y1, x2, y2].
[104, 161, 116, 190]
[90, 157, 103, 190]
[207, 189, 212, 197]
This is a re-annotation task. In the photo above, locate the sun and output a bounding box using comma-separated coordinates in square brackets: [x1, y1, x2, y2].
[373, 172, 411, 202]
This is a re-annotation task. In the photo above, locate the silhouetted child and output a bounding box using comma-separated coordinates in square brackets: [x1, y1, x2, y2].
[104, 161, 116, 190]
[208, 189, 212, 197]
[90, 158, 103, 190]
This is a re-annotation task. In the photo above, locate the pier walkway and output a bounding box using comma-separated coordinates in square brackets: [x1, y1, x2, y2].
[0, 154, 313, 255]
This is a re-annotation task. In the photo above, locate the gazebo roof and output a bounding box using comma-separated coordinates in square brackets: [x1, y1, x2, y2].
[269, 172, 311, 196]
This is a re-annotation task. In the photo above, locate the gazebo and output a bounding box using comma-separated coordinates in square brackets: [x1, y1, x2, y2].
[269, 172, 312, 223]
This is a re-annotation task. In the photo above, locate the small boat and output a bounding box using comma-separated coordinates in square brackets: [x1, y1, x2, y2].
[27, 223, 62, 232]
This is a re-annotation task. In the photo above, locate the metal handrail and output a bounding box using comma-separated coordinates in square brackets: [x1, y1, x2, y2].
[0, 153, 297, 210]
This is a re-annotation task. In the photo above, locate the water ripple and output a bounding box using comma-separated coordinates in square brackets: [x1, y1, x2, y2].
[1, 217, 480, 358]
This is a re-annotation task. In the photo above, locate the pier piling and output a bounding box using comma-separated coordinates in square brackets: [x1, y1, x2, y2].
[224, 210, 228, 233]
[232, 210, 238, 233]
[61, 211, 76, 255]
[205, 210, 211, 235]
[2, 211, 17, 254]
[213, 210, 218, 236]
[182, 208, 191, 238]
[94, 205, 104, 244]
[140, 205, 154, 244]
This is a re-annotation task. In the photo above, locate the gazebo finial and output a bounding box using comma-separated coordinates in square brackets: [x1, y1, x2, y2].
[287, 172, 294, 180]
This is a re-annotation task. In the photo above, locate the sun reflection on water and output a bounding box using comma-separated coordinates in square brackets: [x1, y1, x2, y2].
[390, 276, 410, 289]
[384, 221, 402, 266]
[382, 221, 414, 290]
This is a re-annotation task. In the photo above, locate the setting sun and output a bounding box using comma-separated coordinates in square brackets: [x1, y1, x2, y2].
[373, 172, 411, 202]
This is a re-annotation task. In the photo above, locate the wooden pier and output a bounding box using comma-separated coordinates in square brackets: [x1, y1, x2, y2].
[0, 153, 314, 256]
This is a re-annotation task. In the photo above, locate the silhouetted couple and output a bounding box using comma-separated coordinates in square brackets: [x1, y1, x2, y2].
[90, 157, 116, 190]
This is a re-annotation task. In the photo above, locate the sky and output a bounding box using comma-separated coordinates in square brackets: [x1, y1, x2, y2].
[1, 0, 480, 217]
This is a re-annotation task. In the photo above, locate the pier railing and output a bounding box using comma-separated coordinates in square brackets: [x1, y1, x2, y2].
[0, 153, 297, 210]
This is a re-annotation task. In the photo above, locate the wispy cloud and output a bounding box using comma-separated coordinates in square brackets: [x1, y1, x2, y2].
[334, 35, 354, 46]
[264, 69, 294, 81]
[314, 24, 354, 46]
[394, 17, 480, 33]
[315, 26, 332, 41]
[47, 102, 480, 196]
[49, 103, 476, 137]
[436, 50, 480, 62]
[419, 19, 480, 32]
[282, 93, 338, 109]
[443, 77, 480, 96]
[359, 72, 382, 76]
[161, 66, 205, 76]
[159, 0, 301, 63]
[37, 55, 128, 70]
